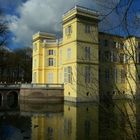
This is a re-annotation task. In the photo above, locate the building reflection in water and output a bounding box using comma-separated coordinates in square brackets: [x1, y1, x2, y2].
[20, 103, 64, 140]
[20, 102, 98, 140]
[0, 99, 137, 140]
[63, 102, 98, 140]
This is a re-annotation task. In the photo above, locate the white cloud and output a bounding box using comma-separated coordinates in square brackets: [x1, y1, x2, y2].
[7, 0, 96, 47]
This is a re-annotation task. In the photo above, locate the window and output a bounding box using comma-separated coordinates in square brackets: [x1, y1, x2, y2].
[48, 73, 53, 83]
[114, 53, 118, 62]
[65, 25, 72, 35]
[115, 42, 123, 48]
[48, 50, 53, 55]
[120, 53, 127, 63]
[48, 58, 54, 66]
[48, 50, 56, 55]
[85, 47, 90, 60]
[67, 48, 71, 60]
[64, 118, 72, 136]
[105, 68, 110, 82]
[47, 127, 53, 139]
[85, 66, 91, 83]
[67, 67, 72, 83]
[113, 41, 120, 48]
[64, 67, 67, 83]
[85, 24, 91, 33]
[64, 66, 72, 83]
[124, 54, 128, 63]
[121, 69, 126, 83]
[111, 52, 118, 62]
[104, 51, 110, 61]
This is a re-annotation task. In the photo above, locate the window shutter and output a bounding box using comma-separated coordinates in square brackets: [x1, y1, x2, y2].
[53, 50, 56, 56]
[64, 67, 67, 83]
[54, 58, 56, 66]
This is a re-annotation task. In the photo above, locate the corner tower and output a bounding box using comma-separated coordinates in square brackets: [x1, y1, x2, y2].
[62, 6, 99, 102]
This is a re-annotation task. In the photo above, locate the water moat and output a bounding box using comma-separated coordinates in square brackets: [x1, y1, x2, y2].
[0, 88, 139, 140]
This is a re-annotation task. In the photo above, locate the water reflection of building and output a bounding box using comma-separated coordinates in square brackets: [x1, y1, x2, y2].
[20, 103, 64, 140]
[31, 113, 63, 140]
[99, 100, 136, 140]
[21, 102, 98, 140]
[63, 102, 98, 140]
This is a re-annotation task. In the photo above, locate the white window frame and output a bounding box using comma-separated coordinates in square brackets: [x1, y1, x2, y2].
[48, 58, 54, 66]
[48, 50, 53, 55]
[64, 66, 72, 83]
[67, 66, 72, 83]
[64, 67, 67, 83]
[67, 48, 71, 60]
[65, 25, 72, 36]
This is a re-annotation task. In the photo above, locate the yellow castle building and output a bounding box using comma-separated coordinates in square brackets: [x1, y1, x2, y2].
[32, 5, 99, 102]
[32, 5, 140, 102]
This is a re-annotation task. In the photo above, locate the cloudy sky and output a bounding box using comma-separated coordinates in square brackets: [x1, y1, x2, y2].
[0, 0, 140, 49]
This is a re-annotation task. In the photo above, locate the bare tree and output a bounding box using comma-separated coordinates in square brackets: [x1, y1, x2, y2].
[90, 0, 140, 139]
[0, 10, 8, 47]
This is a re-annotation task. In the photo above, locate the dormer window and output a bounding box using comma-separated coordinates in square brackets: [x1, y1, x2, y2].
[65, 25, 72, 36]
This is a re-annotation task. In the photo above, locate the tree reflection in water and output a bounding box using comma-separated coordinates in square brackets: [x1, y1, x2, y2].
[99, 99, 136, 140]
